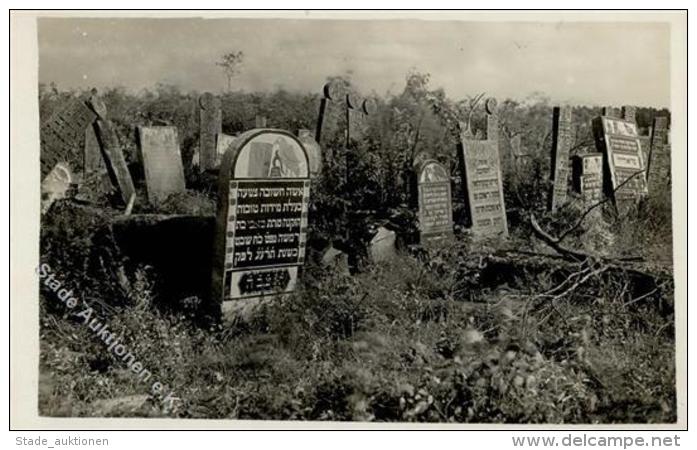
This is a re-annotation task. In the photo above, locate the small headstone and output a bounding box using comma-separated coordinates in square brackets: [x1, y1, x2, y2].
[88, 96, 136, 207]
[198, 93, 222, 172]
[215, 133, 237, 168]
[41, 163, 72, 214]
[572, 153, 603, 204]
[592, 116, 648, 205]
[84, 123, 105, 173]
[622, 105, 637, 124]
[40, 98, 97, 178]
[369, 227, 397, 263]
[321, 245, 350, 275]
[212, 129, 311, 314]
[416, 160, 453, 245]
[137, 126, 186, 204]
[255, 115, 267, 128]
[549, 106, 573, 211]
[458, 98, 508, 237]
[297, 129, 322, 177]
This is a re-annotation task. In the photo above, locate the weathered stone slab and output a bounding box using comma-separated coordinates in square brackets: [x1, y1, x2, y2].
[370, 226, 397, 263]
[622, 105, 637, 124]
[212, 129, 311, 312]
[137, 126, 186, 204]
[84, 122, 105, 173]
[199, 93, 222, 172]
[592, 116, 648, 205]
[602, 106, 622, 119]
[40, 98, 97, 178]
[215, 133, 237, 168]
[647, 116, 671, 189]
[572, 153, 603, 204]
[416, 160, 453, 245]
[297, 129, 322, 177]
[458, 98, 508, 237]
[41, 163, 73, 214]
[549, 106, 573, 211]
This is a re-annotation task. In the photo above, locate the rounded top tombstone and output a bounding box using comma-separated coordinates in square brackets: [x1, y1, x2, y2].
[346, 92, 362, 110]
[485, 97, 498, 115]
[297, 129, 322, 177]
[417, 159, 449, 184]
[323, 81, 346, 102]
[362, 98, 378, 115]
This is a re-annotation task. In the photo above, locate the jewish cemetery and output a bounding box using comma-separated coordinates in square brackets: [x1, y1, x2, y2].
[35, 17, 677, 424]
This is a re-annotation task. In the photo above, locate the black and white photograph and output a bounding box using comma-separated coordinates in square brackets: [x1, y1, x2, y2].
[8, 9, 687, 432]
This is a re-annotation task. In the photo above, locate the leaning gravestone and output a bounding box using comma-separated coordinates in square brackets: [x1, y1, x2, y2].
[41, 163, 73, 214]
[199, 93, 222, 172]
[592, 116, 648, 206]
[211, 129, 311, 317]
[88, 95, 136, 206]
[40, 98, 97, 178]
[137, 126, 186, 204]
[572, 153, 603, 204]
[549, 106, 573, 211]
[458, 98, 508, 237]
[215, 133, 237, 168]
[416, 159, 453, 245]
[84, 122, 105, 173]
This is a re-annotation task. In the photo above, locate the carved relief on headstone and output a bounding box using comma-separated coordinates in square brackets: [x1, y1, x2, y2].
[40, 98, 97, 178]
[458, 98, 508, 237]
[297, 129, 322, 177]
[198, 92, 222, 172]
[41, 163, 73, 214]
[215, 133, 237, 168]
[592, 116, 648, 205]
[87, 95, 136, 207]
[416, 160, 453, 245]
[212, 129, 311, 312]
[572, 153, 603, 204]
[137, 126, 186, 204]
[549, 106, 573, 211]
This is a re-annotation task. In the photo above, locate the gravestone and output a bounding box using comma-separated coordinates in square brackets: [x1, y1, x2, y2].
[458, 98, 508, 237]
[88, 95, 136, 207]
[40, 98, 97, 178]
[84, 123, 105, 173]
[416, 160, 453, 245]
[602, 106, 622, 119]
[199, 93, 222, 172]
[647, 116, 671, 188]
[592, 116, 648, 206]
[369, 227, 397, 263]
[215, 133, 237, 168]
[137, 126, 186, 204]
[41, 163, 73, 214]
[211, 129, 311, 315]
[549, 106, 573, 211]
[297, 129, 322, 177]
[572, 153, 603, 204]
[622, 105, 637, 124]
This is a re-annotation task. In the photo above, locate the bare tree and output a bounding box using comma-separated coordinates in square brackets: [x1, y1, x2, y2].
[216, 51, 244, 91]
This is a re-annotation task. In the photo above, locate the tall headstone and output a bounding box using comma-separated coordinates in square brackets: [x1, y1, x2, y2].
[572, 153, 603, 204]
[212, 129, 311, 316]
[215, 133, 237, 168]
[592, 116, 648, 206]
[297, 129, 322, 177]
[84, 122, 105, 173]
[647, 116, 671, 187]
[549, 106, 573, 211]
[88, 95, 136, 207]
[458, 98, 508, 237]
[137, 126, 186, 204]
[199, 93, 222, 172]
[416, 160, 453, 245]
[40, 98, 97, 178]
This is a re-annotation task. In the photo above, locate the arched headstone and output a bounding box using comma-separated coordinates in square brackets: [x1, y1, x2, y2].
[211, 129, 311, 313]
[416, 160, 453, 245]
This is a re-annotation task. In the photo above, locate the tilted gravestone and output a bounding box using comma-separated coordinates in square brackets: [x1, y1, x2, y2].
[416, 159, 453, 245]
[88, 95, 136, 206]
[572, 153, 603, 204]
[84, 122, 105, 173]
[592, 116, 648, 205]
[40, 98, 97, 178]
[297, 129, 322, 177]
[549, 106, 573, 211]
[137, 126, 186, 204]
[211, 129, 311, 316]
[458, 98, 508, 237]
[199, 93, 222, 172]
[215, 133, 237, 168]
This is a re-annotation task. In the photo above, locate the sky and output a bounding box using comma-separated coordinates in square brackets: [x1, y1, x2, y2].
[37, 17, 671, 107]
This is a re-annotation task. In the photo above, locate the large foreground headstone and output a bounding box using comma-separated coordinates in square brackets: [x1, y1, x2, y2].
[458, 98, 508, 237]
[212, 129, 311, 312]
[572, 153, 603, 204]
[40, 98, 97, 178]
[549, 106, 573, 211]
[138, 126, 186, 204]
[416, 160, 453, 245]
[592, 116, 648, 205]
[199, 93, 222, 172]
